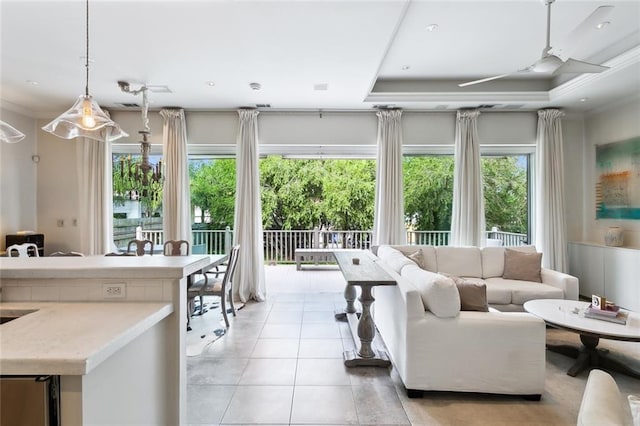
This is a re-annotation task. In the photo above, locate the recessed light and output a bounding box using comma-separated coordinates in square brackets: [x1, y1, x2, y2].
[25, 80, 39, 86]
[401, 65, 411, 71]
[426, 24, 439, 32]
[579, 97, 588, 102]
[596, 21, 610, 30]
[205, 81, 215, 87]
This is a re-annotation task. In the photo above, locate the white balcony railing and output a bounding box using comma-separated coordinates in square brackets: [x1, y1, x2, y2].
[138, 228, 527, 263]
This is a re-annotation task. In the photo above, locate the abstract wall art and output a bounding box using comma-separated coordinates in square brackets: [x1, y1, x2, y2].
[595, 137, 640, 220]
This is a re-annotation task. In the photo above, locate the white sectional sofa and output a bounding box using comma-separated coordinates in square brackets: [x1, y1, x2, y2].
[383, 244, 579, 311]
[371, 244, 576, 398]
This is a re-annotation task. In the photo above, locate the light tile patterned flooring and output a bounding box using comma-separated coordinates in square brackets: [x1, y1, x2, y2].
[186, 264, 640, 425]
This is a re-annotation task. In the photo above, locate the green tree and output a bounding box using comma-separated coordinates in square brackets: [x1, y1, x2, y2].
[260, 157, 325, 229]
[322, 160, 375, 230]
[403, 156, 454, 231]
[190, 159, 236, 228]
[482, 156, 528, 234]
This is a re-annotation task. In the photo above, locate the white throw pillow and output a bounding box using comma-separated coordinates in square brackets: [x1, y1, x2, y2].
[401, 264, 460, 318]
[378, 245, 416, 274]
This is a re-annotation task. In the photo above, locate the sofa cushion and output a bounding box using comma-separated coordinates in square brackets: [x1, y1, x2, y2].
[481, 247, 505, 278]
[435, 246, 482, 278]
[481, 279, 514, 304]
[442, 274, 489, 312]
[507, 280, 564, 305]
[402, 264, 460, 318]
[377, 246, 415, 274]
[503, 248, 542, 283]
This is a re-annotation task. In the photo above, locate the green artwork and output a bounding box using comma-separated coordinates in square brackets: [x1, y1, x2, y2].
[596, 137, 640, 219]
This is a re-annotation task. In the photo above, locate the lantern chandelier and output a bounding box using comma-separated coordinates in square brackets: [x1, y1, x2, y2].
[117, 81, 158, 187]
[42, 0, 127, 142]
[116, 81, 162, 203]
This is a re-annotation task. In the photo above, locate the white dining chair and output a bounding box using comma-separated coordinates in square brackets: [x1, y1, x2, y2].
[6, 243, 40, 257]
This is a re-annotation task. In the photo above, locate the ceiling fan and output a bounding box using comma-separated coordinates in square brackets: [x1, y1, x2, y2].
[458, 0, 614, 87]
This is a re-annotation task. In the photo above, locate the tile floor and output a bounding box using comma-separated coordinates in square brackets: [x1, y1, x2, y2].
[186, 264, 640, 425]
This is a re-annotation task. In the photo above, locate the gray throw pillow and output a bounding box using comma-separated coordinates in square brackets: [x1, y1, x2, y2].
[439, 273, 489, 312]
[503, 248, 542, 283]
[406, 250, 426, 270]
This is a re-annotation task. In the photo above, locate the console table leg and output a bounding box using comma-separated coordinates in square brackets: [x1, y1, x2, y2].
[335, 283, 357, 321]
[356, 285, 375, 359]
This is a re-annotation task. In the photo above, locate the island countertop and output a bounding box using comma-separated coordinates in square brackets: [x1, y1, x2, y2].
[0, 255, 214, 280]
[0, 302, 173, 375]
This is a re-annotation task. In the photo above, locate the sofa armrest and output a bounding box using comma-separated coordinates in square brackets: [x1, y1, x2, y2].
[541, 268, 579, 300]
[577, 369, 634, 426]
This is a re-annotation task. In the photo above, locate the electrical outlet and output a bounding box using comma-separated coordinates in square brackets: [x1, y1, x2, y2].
[57, 219, 64, 227]
[102, 283, 126, 299]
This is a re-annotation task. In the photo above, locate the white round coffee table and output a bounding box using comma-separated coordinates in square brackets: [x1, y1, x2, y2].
[524, 299, 640, 378]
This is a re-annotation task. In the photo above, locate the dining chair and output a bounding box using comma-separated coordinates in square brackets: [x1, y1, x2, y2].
[6, 243, 40, 257]
[187, 245, 240, 328]
[127, 239, 154, 256]
[163, 240, 190, 256]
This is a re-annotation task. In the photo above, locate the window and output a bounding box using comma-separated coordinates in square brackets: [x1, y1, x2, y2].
[403, 153, 530, 246]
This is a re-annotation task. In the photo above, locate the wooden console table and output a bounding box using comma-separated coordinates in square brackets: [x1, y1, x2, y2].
[333, 250, 396, 367]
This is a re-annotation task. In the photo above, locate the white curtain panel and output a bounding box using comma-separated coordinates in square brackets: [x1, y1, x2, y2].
[76, 131, 113, 255]
[234, 109, 266, 302]
[373, 109, 406, 245]
[535, 109, 567, 272]
[160, 108, 192, 245]
[451, 109, 485, 247]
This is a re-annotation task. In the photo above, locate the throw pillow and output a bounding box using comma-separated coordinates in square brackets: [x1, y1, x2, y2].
[405, 250, 426, 270]
[502, 248, 542, 283]
[402, 264, 460, 318]
[440, 273, 489, 312]
[377, 246, 415, 274]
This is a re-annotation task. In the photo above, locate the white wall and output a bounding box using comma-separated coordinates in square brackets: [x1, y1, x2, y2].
[0, 108, 38, 250]
[583, 97, 640, 248]
[36, 122, 82, 254]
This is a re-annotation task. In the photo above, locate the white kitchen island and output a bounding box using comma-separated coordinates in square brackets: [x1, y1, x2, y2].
[0, 255, 218, 425]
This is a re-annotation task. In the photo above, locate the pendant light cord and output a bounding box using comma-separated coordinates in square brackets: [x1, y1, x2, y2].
[85, 0, 90, 96]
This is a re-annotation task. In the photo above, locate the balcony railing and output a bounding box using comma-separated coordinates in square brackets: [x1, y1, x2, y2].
[138, 228, 527, 263]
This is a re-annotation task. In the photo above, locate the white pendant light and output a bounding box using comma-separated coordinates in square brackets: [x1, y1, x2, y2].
[42, 0, 127, 142]
[0, 120, 26, 143]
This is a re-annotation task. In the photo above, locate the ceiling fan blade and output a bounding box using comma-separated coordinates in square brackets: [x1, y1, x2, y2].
[550, 5, 614, 60]
[554, 58, 609, 75]
[458, 73, 513, 88]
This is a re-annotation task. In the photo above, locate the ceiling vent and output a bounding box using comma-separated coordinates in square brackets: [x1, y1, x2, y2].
[478, 104, 499, 109]
[256, 104, 271, 108]
[501, 104, 525, 109]
[373, 104, 396, 109]
[118, 102, 140, 108]
[314, 83, 328, 91]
